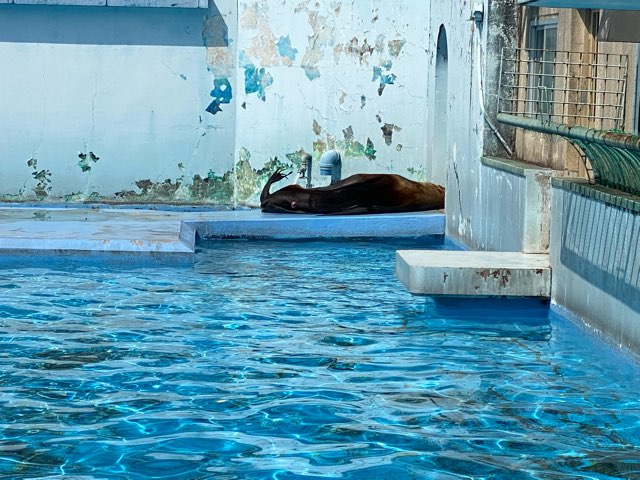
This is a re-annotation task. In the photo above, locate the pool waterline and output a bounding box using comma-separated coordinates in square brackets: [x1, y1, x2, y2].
[0, 237, 639, 479]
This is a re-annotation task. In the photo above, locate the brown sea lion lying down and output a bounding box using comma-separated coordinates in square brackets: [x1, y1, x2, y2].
[260, 169, 444, 214]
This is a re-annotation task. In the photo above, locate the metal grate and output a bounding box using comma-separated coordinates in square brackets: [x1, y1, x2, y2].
[498, 48, 628, 131]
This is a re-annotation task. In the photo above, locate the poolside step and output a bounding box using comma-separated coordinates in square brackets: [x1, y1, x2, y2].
[396, 250, 551, 297]
[0, 207, 445, 264]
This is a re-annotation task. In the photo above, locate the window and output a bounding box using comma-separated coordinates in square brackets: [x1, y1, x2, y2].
[526, 18, 558, 119]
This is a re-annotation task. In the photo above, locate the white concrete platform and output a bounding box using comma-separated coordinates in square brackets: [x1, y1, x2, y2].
[396, 250, 551, 297]
[0, 206, 445, 262]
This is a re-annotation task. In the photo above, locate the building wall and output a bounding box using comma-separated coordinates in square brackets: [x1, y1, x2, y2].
[0, 0, 452, 207]
[515, 7, 639, 174]
[439, 0, 520, 249]
[551, 179, 640, 352]
[0, 3, 237, 204]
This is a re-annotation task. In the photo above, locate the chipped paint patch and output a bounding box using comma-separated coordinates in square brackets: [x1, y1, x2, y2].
[277, 35, 298, 62]
[285, 148, 308, 169]
[334, 126, 376, 161]
[243, 62, 273, 101]
[235, 147, 292, 205]
[312, 120, 322, 135]
[388, 39, 406, 57]
[240, 1, 259, 29]
[407, 165, 428, 182]
[381, 123, 401, 145]
[301, 11, 334, 81]
[77, 151, 99, 172]
[189, 170, 234, 203]
[346, 37, 374, 64]
[206, 78, 233, 115]
[372, 66, 397, 96]
[203, 14, 234, 78]
[26, 158, 52, 199]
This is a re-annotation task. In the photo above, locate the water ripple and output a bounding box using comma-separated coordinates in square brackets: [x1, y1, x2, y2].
[0, 238, 639, 479]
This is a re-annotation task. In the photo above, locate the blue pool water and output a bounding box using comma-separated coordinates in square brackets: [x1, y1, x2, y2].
[1, 237, 640, 479]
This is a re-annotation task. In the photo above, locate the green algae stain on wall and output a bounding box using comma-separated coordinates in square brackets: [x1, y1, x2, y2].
[335, 126, 376, 161]
[189, 170, 235, 203]
[235, 147, 292, 205]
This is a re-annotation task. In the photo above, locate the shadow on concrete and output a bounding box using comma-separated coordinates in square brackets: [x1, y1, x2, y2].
[560, 191, 640, 313]
[0, 3, 228, 47]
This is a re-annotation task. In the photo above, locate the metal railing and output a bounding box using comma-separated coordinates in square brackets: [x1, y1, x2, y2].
[498, 48, 628, 131]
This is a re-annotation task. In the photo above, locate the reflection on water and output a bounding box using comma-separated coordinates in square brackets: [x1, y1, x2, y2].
[0, 238, 639, 479]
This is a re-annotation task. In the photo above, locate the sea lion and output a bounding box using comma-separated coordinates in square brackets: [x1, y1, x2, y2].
[260, 169, 444, 214]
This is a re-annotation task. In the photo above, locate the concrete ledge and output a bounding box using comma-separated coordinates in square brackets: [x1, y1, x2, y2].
[480, 156, 559, 253]
[191, 211, 445, 239]
[552, 177, 640, 214]
[396, 250, 551, 297]
[482, 155, 555, 178]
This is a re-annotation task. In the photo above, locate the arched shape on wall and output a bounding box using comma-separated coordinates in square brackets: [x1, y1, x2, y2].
[432, 24, 448, 185]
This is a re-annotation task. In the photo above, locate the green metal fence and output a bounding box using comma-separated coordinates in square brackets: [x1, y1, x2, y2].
[497, 113, 640, 197]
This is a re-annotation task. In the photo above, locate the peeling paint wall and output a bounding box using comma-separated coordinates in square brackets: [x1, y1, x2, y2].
[0, 2, 237, 205]
[232, 0, 435, 207]
[1, 0, 489, 209]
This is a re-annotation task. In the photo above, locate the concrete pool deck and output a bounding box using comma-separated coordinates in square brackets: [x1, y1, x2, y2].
[0, 206, 445, 262]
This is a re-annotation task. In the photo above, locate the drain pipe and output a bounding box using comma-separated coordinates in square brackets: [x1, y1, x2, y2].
[473, 9, 514, 157]
[319, 150, 342, 185]
[302, 153, 313, 188]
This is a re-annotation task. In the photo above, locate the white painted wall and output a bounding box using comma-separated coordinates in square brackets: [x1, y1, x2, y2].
[0, 4, 235, 203]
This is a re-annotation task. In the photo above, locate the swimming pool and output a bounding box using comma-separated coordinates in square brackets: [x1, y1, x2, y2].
[0, 237, 639, 479]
